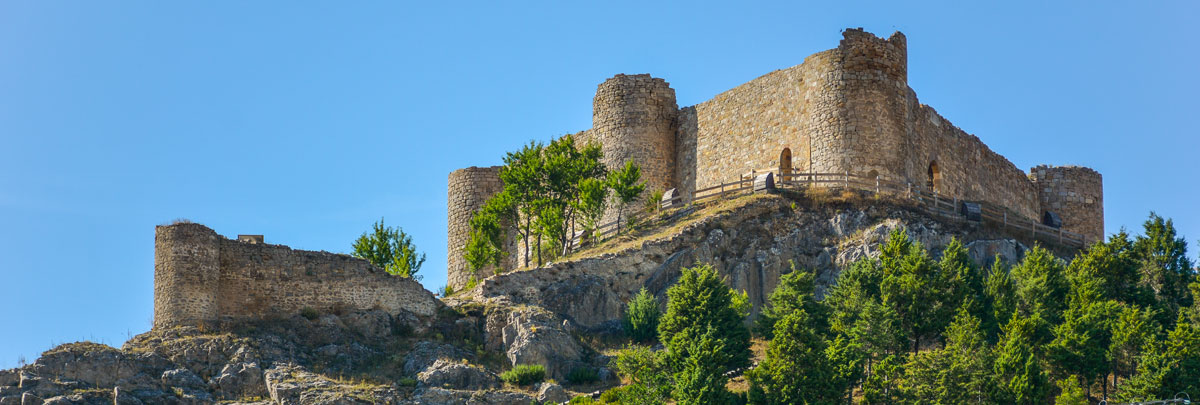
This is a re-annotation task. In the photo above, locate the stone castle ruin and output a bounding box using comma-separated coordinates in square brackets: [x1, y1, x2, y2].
[153, 223, 439, 329]
[447, 28, 1103, 290]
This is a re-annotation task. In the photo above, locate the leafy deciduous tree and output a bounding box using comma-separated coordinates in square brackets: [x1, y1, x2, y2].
[351, 218, 425, 280]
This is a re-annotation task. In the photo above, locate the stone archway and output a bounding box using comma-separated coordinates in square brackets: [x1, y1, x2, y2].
[779, 148, 792, 182]
[927, 161, 941, 193]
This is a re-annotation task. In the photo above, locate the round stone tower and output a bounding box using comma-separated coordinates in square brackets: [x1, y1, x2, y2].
[446, 166, 506, 290]
[154, 223, 221, 329]
[1030, 165, 1104, 244]
[592, 74, 678, 224]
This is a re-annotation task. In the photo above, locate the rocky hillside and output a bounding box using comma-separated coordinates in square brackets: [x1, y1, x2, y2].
[452, 190, 1071, 332]
[2, 189, 1080, 404]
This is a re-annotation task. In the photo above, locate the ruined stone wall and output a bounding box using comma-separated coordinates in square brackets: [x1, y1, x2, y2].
[153, 223, 439, 328]
[593, 74, 678, 224]
[1030, 165, 1104, 242]
[446, 166, 507, 290]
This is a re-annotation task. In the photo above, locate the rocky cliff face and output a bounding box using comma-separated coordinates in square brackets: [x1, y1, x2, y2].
[457, 192, 1073, 333]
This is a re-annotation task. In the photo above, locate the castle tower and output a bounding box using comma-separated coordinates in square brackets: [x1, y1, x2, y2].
[446, 166, 506, 290]
[823, 29, 911, 181]
[153, 223, 221, 328]
[1030, 165, 1104, 243]
[592, 74, 679, 223]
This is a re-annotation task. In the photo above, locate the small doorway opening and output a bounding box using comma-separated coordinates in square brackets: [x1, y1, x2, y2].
[779, 148, 792, 182]
[927, 161, 941, 193]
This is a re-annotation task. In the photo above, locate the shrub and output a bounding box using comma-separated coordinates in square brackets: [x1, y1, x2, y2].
[397, 377, 417, 387]
[500, 364, 545, 386]
[300, 307, 319, 320]
[565, 367, 600, 385]
[568, 396, 596, 404]
[611, 345, 671, 404]
[598, 386, 631, 403]
[623, 288, 661, 342]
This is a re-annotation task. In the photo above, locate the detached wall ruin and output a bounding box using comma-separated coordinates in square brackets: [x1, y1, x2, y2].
[153, 223, 439, 329]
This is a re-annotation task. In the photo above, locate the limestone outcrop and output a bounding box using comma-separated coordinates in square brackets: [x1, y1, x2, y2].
[459, 194, 1068, 332]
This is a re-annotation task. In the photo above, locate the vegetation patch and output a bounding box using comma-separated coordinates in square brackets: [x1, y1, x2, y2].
[499, 364, 546, 386]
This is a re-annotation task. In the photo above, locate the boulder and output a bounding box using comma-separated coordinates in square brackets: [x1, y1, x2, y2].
[402, 342, 471, 376]
[160, 368, 205, 390]
[212, 362, 267, 399]
[499, 307, 586, 380]
[416, 360, 499, 390]
[412, 387, 535, 405]
[536, 382, 570, 404]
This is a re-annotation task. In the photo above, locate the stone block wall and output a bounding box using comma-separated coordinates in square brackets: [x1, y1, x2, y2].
[1030, 165, 1104, 242]
[446, 166, 507, 290]
[153, 223, 439, 329]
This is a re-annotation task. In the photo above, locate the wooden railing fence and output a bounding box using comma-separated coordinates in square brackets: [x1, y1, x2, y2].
[569, 169, 1088, 252]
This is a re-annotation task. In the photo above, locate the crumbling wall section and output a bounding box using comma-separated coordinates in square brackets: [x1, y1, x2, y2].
[153, 223, 439, 328]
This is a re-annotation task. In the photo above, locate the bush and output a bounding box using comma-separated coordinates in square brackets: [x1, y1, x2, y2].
[568, 396, 596, 404]
[500, 364, 545, 386]
[397, 377, 417, 387]
[566, 367, 600, 385]
[598, 386, 631, 403]
[623, 288, 661, 342]
[300, 307, 319, 320]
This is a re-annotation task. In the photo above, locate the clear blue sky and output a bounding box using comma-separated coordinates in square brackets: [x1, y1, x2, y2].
[1, 1, 1196, 368]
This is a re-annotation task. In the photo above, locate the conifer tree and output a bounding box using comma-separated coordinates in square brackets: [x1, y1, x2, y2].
[1047, 298, 1120, 399]
[878, 230, 942, 353]
[903, 304, 995, 404]
[748, 309, 839, 404]
[755, 262, 828, 339]
[993, 314, 1051, 404]
[658, 262, 751, 371]
[1108, 304, 1159, 391]
[1054, 376, 1088, 405]
[1134, 213, 1195, 325]
[984, 257, 1017, 342]
[673, 326, 733, 405]
[1010, 246, 1069, 335]
[938, 238, 988, 331]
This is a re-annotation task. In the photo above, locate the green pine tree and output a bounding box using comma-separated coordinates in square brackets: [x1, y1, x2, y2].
[755, 261, 828, 339]
[748, 309, 839, 404]
[993, 314, 1052, 404]
[658, 262, 751, 371]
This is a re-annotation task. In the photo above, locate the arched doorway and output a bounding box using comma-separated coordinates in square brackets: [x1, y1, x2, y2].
[779, 148, 792, 182]
[927, 161, 941, 193]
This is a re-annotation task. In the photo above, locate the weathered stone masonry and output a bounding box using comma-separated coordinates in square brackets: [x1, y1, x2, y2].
[445, 28, 1105, 289]
[154, 223, 439, 329]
